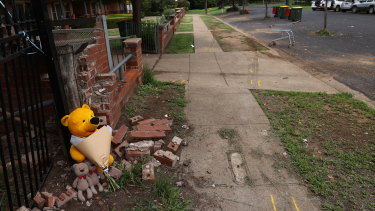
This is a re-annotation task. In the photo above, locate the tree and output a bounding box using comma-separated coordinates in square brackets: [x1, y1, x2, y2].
[131, 0, 141, 36]
[264, 0, 270, 18]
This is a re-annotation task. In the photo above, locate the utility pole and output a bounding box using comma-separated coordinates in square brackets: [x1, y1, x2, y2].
[205, 0, 208, 14]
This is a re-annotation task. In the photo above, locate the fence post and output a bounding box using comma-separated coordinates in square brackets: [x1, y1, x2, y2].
[159, 25, 164, 54]
[101, 15, 113, 71]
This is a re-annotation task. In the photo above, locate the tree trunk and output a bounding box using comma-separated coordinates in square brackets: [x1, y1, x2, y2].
[324, 0, 328, 29]
[205, 0, 208, 14]
[131, 0, 142, 36]
[243, 0, 245, 10]
[232, 0, 235, 8]
[265, 2, 269, 18]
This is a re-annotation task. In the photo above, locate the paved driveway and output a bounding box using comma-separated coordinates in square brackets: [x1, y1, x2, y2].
[217, 7, 375, 100]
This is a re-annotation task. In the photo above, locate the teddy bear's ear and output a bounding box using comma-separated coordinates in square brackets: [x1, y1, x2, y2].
[61, 115, 70, 127]
[82, 104, 90, 110]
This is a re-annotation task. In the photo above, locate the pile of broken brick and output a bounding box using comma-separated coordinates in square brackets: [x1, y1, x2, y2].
[19, 115, 186, 211]
[112, 115, 185, 176]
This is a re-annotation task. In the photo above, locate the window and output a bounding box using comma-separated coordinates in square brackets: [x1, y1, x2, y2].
[51, 3, 64, 20]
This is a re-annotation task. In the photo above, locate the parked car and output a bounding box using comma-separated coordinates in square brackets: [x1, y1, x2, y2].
[311, 0, 345, 11]
[352, 0, 375, 13]
[341, 0, 361, 11]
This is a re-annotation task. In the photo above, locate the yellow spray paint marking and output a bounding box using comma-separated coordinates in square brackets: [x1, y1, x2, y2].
[257, 80, 261, 86]
[181, 80, 186, 84]
[250, 80, 253, 84]
[291, 197, 300, 211]
[270, 194, 277, 211]
[248, 69, 254, 73]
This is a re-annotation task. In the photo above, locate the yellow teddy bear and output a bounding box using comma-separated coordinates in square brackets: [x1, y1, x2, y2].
[60, 104, 114, 167]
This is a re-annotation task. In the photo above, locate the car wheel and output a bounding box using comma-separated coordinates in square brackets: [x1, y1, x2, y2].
[335, 6, 341, 12]
[312, 8, 317, 11]
[352, 6, 358, 13]
[369, 6, 374, 14]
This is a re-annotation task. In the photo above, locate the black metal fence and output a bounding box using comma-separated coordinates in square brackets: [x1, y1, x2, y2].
[0, 0, 67, 210]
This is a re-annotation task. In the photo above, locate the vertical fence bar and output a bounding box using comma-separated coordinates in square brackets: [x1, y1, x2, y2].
[102, 15, 113, 71]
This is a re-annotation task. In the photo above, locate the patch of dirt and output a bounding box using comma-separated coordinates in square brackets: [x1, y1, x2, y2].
[212, 30, 267, 52]
[42, 83, 218, 210]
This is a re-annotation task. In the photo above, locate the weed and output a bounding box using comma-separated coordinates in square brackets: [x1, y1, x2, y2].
[218, 128, 238, 141]
[315, 29, 336, 36]
[143, 66, 156, 85]
[124, 104, 138, 117]
[256, 46, 268, 51]
[118, 162, 143, 188]
[132, 176, 192, 210]
[252, 90, 375, 210]
[200, 16, 235, 32]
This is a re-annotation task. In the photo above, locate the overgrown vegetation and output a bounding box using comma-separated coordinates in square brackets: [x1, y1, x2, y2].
[252, 90, 375, 210]
[165, 34, 195, 54]
[131, 176, 192, 210]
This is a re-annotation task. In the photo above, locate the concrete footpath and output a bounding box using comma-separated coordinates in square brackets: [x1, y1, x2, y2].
[153, 14, 341, 210]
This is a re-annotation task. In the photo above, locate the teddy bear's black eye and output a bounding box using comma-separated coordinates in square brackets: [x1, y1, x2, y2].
[82, 120, 85, 122]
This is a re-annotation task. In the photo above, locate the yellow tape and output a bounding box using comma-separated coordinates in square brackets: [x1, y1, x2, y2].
[292, 197, 300, 211]
[270, 194, 277, 211]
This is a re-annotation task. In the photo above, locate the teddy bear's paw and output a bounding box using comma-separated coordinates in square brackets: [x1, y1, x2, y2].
[86, 189, 93, 199]
[91, 186, 98, 195]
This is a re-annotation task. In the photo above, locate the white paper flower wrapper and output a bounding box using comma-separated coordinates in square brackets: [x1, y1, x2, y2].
[75, 126, 112, 169]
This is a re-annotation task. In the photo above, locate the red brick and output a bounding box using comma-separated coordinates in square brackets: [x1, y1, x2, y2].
[46, 196, 56, 208]
[41, 191, 52, 199]
[112, 125, 128, 144]
[125, 149, 150, 161]
[66, 189, 77, 197]
[133, 125, 171, 131]
[59, 193, 69, 201]
[33, 192, 46, 209]
[109, 166, 123, 179]
[167, 142, 180, 153]
[153, 150, 175, 167]
[142, 163, 155, 180]
[137, 118, 156, 125]
[114, 139, 128, 157]
[154, 139, 164, 152]
[96, 73, 116, 82]
[128, 131, 166, 141]
[54, 196, 62, 206]
[152, 119, 172, 126]
[129, 115, 144, 125]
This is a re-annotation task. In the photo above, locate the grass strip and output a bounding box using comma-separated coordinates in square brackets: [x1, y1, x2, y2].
[252, 90, 375, 211]
[181, 16, 193, 23]
[187, 7, 230, 15]
[177, 24, 193, 32]
[200, 16, 235, 32]
[165, 33, 194, 54]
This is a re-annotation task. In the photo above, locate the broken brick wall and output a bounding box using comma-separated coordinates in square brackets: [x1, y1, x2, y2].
[57, 16, 143, 127]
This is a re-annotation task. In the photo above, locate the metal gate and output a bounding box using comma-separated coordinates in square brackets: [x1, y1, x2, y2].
[0, 0, 68, 210]
[117, 21, 160, 54]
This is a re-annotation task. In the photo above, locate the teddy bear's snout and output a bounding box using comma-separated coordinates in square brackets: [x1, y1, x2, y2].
[90, 117, 99, 125]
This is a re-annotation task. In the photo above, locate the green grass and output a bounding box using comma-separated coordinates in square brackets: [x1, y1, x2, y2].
[165, 33, 194, 54]
[200, 16, 235, 32]
[106, 14, 133, 29]
[131, 176, 192, 210]
[108, 29, 120, 37]
[118, 161, 143, 188]
[177, 24, 193, 32]
[181, 16, 193, 23]
[252, 90, 375, 210]
[187, 6, 230, 15]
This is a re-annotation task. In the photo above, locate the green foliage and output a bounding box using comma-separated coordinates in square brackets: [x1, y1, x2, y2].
[165, 33, 195, 54]
[118, 162, 143, 187]
[132, 176, 192, 210]
[106, 14, 133, 29]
